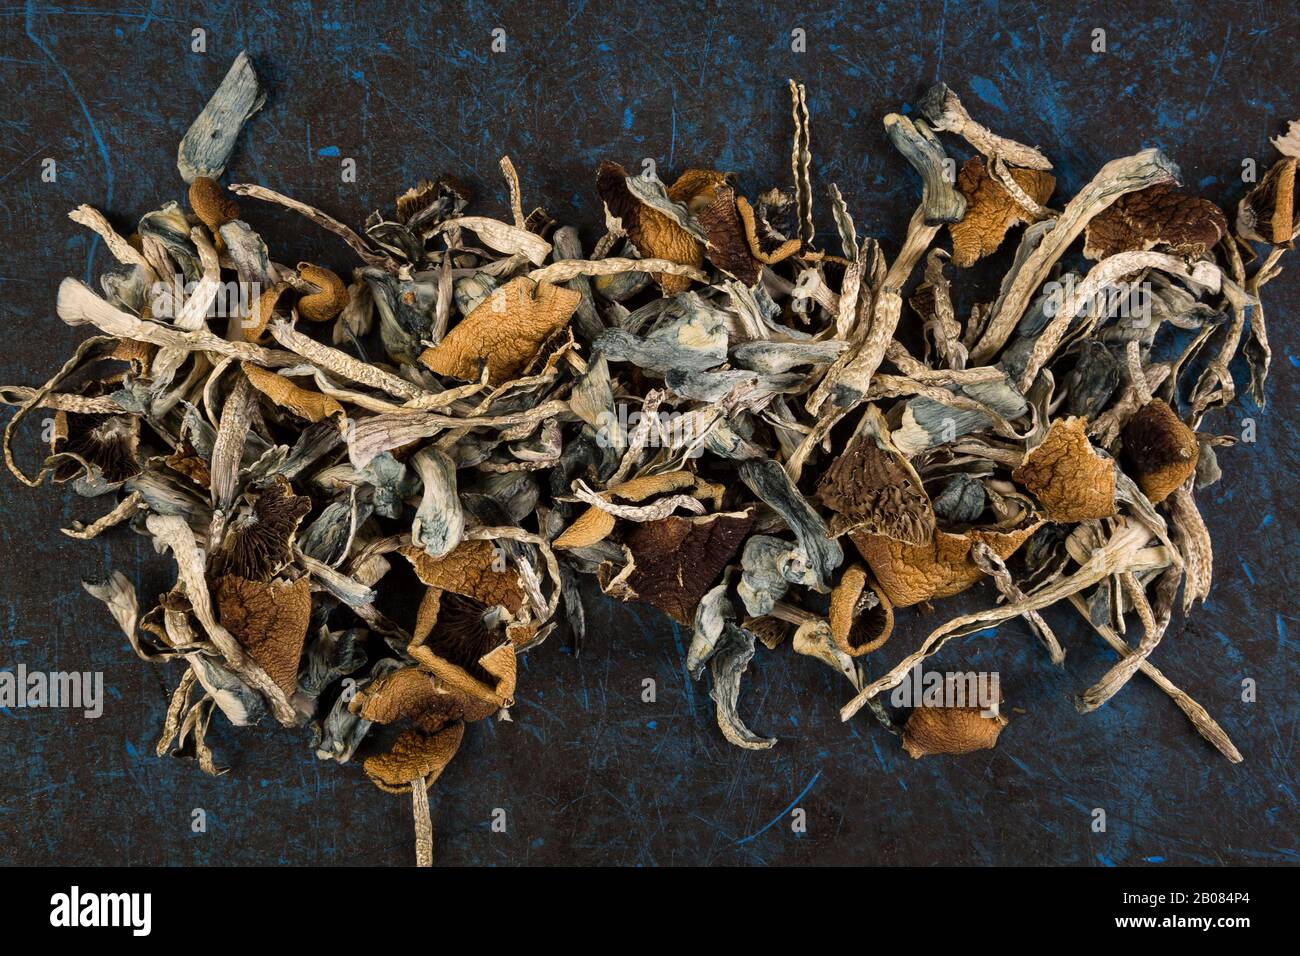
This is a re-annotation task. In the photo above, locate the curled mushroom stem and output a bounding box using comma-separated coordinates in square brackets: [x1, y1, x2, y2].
[883, 113, 967, 225]
[919, 82, 1053, 171]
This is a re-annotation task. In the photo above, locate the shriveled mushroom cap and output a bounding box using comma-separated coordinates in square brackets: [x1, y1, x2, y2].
[188, 176, 240, 249]
[296, 263, 349, 322]
[350, 665, 496, 731]
[363, 723, 464, 793]
[596, 161, 717, 294]
[218, 475, 313, 581]
[401, 540, 524, 613]
[241, 362, 343, 423]
[1237, 157, 1297, 246]
[902, 705, 1008, 758]
[949, 157, 1055, 267]
[827, 565, 894, 656]
[1121, 399, 1198, 503]
[214, 574, 311, 696]
[1083, 183, 1227, 260]
[1012, 416, 1116, 523]
[818, 428, 935, 543]
[419, 276, 580, 384]
[851, 519, 1041, 608]
[623, 511, 754, 624]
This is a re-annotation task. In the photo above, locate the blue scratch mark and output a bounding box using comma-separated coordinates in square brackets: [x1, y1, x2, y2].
[317, 145, 340, 157]
[734, 769, 822, 845]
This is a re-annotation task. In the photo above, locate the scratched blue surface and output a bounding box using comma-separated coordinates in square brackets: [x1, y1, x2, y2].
[0, 1, 1296, 865]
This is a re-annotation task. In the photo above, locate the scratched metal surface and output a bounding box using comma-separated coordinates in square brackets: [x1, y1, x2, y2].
[0, 0, 1296, 866]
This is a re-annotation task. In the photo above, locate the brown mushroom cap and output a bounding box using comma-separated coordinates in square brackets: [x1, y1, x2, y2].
[595, 162, 726, 294]
[51, 412, 141, 484]
[241, 362, 343, 423]
[1012, 416, 1116, 523]
[851, 519, 1041, 608]
[401, 540, 524, 613]
[623, 511, 754, 624]
[695, 182, 762, 285]
[188, 176, 240, 247]
[1237, 157, 1297, 246]
[949, 157, 1055, 267]
[350, 665, 496, 732]
[827, 565, 894, 656]
[1121, 399, 1198, 503]
[214, 574, 311, 696]
[296, 263, 350, 322]
[902, 705, 1008, 758]
[218, 475, 313, 580]
[363, 723, 464, 793]
[1083, 183, 1228, 260]
[419, 276, 580, 384]
[818, 431, 935, 543]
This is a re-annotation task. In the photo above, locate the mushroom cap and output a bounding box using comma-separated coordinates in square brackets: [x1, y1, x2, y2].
[949, 157, 1055, 267]
[827, 565, 894, 657]
[1083, 182, 1228, 260]
[363, 723, 465, 793]
[419, 276, 580, 384]
[215, 574, 311, 697]
[902, 705, 1008, 758]
[296, 263, 350, 322]
[1121, 399, 1198, 503]
[1012, 416, 1117, 523]
[851, 519, 1041, 608]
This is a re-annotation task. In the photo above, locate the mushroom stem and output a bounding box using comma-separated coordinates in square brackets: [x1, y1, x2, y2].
[884, 114, 966, 225]
[412, 781, 434, 868]
[1067, 593, 1241, 763]
[919, 82, 1053, 171]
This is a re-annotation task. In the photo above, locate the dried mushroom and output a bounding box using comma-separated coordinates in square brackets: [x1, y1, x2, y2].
[419, 276, 579, 383]
[363, 723, 464, 792]
[623, 512, 754, 624]
[215, 476, 313, 581]
[1012, 417, 1116, 523]
[1083, 183, 1228, 260]
[851, 519, 1040, 608]
[1121, 399, 1199, 503]
[241, 362, 343, 423]
[1237, 157, 1296, 246]
[828, 565, 894, 656]
[949, 157, 1055, 267]
[902, 705, 1007, 759]
[214, 574, 311, 696]
[817, 412, 935, 543]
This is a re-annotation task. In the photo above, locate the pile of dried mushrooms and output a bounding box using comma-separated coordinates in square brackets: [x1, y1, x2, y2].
[4, 55, 1296, 864]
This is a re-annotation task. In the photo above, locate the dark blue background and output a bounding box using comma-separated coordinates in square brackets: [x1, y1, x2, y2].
[0, 0, 1296, 865]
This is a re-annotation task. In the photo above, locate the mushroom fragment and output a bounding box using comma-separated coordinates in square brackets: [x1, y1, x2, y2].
[949, 157, 1055, 267]
[1012, 417, 1116, 523]
[1083, 183, 1228, 260]
[902, 705, 1008, 759]
[1121, 400, 1199, 504]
